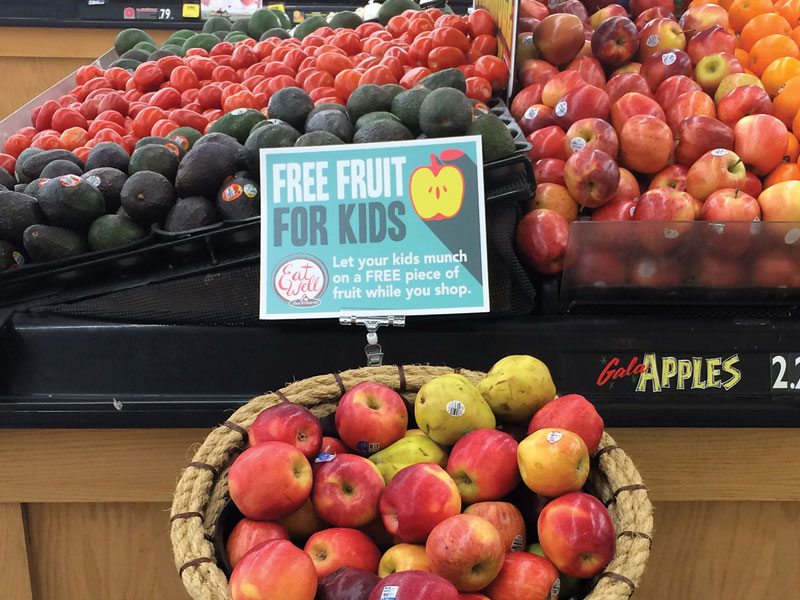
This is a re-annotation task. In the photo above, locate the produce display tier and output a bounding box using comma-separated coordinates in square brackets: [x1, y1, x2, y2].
[2, 311, 798, 428]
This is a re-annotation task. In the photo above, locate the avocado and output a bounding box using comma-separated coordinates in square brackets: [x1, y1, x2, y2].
[244, 122, 301, 171]
[0, 191, 44, 245]
[165, 29, 195, 43]
[175, 142, 238, 199]
[167, 127, 203, 152]
[13, 184, 26, 193]
[88, 213, 147, 251]
[249, 8, 280, 38]
[268, 87, 314, 131]
[121, 171, 176, 225]
[18, 149, 84, 183]
[261, 28, 291, 41]
[203, 15, 232, 34]
[224, 32, 250, 44]
[355, 111, 401, 130]
[305, 110, 354, 143]
[328, 11, 363, 29]
[419, 87, 473, 137]
[114, 28, 154, 57]
[82, 167, 127, 213]
[295, 131, 344, 146]
[182, 33, 220, 53]
[160, 45, 186, 58]
[0, 240, 25, 272]
[40, 159, 83, 179]
[391, 87, 431, 134]
[208, 108, 266, 144]
[378, 0, 421, 25]
[271, 8, 292, 29]
[0, 167, 15, 190]
[85, 142, 130, 173]
[353, 120, 414, 143]
[120, 49, 151, 63]
[164, 196, 219, 232]
[38, 175, 106, 230]
[230, 18, 252, 37]
[133, 41, 158, 53]
[193, 132, 248, 170]
[24, 178, 50, 200]
[15, 148, 43, 182]
[148, 49, 177, 61]
[347, 85, 392, 122]
[294, 15, 326, 40]
[466, 113, 517, 162]
[23, 225, 88, 262]
[129, 145, 180, 182]
[108, 58, 142, 72]
[382, 84, 405, 103]
[420, 69, 467, 93]
[217, 176, 260, 220]
[306, 103, 349, 126]
[135, 136, 186, 160]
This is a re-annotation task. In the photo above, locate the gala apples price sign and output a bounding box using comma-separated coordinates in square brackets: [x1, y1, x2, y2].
[259, 137, 489, 319]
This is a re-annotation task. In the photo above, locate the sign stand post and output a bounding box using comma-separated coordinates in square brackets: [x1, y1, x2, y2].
[339, 315, 406, 367]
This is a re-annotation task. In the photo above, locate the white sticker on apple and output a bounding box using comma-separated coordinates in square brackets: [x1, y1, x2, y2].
[570, 137, 587, 152]
[512, 534, 525, 551]
[524, 106, 539, 120]
[446, 401, 465, 417]
[662, 52, 677, 66]
[550, 578, 561, 599]
[646, 34, 659, 47]
[711, 148, 728, 156]
[381, 586, 399, 600]
[547, 431, 562, 443]
[555, 101, 568, 117]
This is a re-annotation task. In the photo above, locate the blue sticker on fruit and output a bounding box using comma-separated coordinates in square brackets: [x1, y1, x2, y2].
[315, 452, 336, 463]
[357, 441, 381, 454]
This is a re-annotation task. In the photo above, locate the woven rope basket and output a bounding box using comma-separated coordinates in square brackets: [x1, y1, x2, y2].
[171, 365, 654, 600]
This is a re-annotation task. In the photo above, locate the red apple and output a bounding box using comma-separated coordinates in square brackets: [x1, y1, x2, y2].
[529, 176, 578, 220]
[594, 197, 637, 221]
[517, 428, 589, 497]
[591, 16, 639, 67]
[538, 492, 616, 578]
[230, 539, 317, 600]
[590, 4, 628, 28]
[483, 553, 560, 600]
[716, 85, 772, 127]
[680, 3, 730, 34]
[519, 104, 556, 136]
[744, 170, 763, 198]
[610, 92, 666, 133]
[619, 115, 673, 173]
[686, 148, 747, 200]
[635, 186, 697, 220]
[616, 167, 641, 199]
[703, 188, 761, 221]
[336, 381, 408, 454]
[318, 567, 381, 600]
[655, 74, 702, 108]
[630, 0, 674, 18]
[368, 571, 459, 600]
[521, 0, 550, 19]
[694, 52, 744, 95]
[606, 72, 653, 104]
[674, 115, 734, 165]
[552, 0, 590, 23]
[642, 50, 693, 92]
[511, 82, 546, 120]
[227, 520, 289, 569]
[666, 90, 717, 131]
[565, 248, 628, 284]
[649, 164, 689, 191]
[611, 62, 643, 76]
[534, 158, 566, 186]
[687, 25, 736, 65]
[565, 56, 606, 88]
[714, 73, 765, 104]
[751, 249, 800, 287]
[305, 528, 381, 579]
[229, 442, 313, 520]
[518, 61, 558, 90]
[528, 394, 604, 454]
[533, 14, 586, 66]
[278, 498, 328, 543]
[553, 84, 611, 129]
[758, 180, 800, 220]
[638, 18, 687, 61]
[734, 114, 789, 175]
[628, 254, 685, 285]
[695, 254, 746, 287]
[378, 543, 429, 577]
[313, 454, 385, 527]
[542, 70, 586, 108]
[635, 6, 675, 29]
[249, 402, 323, 459]
[564, 148, 620, 207]
[564, 117, 619, 158]
[446, 429, 520, 504]
[527, 126, 568, 161]
[321, 436, 349, 455]
[380, 463, 461, 543]
[516, 208, 570, 274]
[464, 502, 527, 552]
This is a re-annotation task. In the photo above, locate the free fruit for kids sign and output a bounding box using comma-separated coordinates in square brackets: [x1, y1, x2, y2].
[259, 137, 490, 320]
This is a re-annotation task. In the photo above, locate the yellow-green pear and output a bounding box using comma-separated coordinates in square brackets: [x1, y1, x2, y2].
[369, 434, 448, 468]
[414, 374, 496, 446]
[404, 429, 426, 438]
[375, 463, 405, 484]
[477, 355, 556, 422]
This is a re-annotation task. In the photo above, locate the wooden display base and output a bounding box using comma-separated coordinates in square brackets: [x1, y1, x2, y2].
[2, 428, 799, 599]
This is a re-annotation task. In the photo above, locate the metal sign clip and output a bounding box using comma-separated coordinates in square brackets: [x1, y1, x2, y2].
[339, 315, 406, 367]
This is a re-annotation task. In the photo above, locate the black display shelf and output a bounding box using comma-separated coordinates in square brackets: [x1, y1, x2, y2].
[2, 311, 799, 428]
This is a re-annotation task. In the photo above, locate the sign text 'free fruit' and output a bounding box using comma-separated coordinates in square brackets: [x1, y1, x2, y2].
[259, 137, 490, 320]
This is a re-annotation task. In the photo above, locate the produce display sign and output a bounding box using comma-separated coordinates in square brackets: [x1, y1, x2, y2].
[259, 137, 490, 320]
[474, 0, 519, 101]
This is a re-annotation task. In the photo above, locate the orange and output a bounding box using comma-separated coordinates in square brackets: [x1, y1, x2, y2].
[791, 24, 800, 46]
[776, 0, 800, 26]
[749, 34, 800, 76]
[729, 0, 774, 33]
[761, 56, 800, 95]
[764, 162, 800, 187]
[773, 74, 800, 125]
[740, 13, 792, 51]
[719, 0, 738, 10]
[792, 107, 800, 136]
[787, 132, 800, 161]
[734, 48, 751, 65]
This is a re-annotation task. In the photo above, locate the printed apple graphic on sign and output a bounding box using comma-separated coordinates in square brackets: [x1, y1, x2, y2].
[410, 152, 466, 221]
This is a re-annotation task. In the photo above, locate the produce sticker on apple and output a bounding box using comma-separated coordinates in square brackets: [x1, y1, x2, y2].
[259, 137, 490, 320]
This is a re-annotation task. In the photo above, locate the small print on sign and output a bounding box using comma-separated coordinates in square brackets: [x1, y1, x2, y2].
[547, 431, 563, 444]
[381, 586, 399, 600]
[446, 401, 466, 417]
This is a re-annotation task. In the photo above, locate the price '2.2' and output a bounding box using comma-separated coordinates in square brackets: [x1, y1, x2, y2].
[771, 354, 800, 391]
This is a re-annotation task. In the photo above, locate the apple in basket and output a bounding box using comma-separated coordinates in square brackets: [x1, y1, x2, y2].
[312, 454, 385, 527]
[517, 428, 590, 497]
[229, 539, 317, 600]
[528, 394, 605, 455]
[464, 501, 527, 553]
[248, 402, 323, 459]
[305, 527, 381, 579]
[446, 429, 521, 504]
[335, 382, 409, 455]
[368, 570, 460, 600]
[226, 519, 288, 569]
[378, 543, 430, 577]
[483, 552, 561, 600]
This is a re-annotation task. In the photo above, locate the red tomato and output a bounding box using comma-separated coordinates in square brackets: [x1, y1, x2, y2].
[103, 67, 132, 90]
[59, 94, 79, 108]
[3, 134, 30, 158]
[31, 135, 62, 150]
[243, 63, 269, 79]
[302, 35, 325, 49]
[203, 109, 223, 122]
[155, 56, 183, 77]
[123, 88, 143, 103]
[252, 80, 273, 99]
[370, 40, 393, 59]
[254, 40, 276, 60]
[151, 119, 179, 138]
[355, 23, 385, 38]
[33, 99, 59, 131]
[357, 55, 380, 70]
[314, 96, 344, 106]
[76, 65, 104, 86]
[387, 15, 410, 37]
[315, 26, 334, 38]
[50, 108, 87, 133]
[469, 34, 498, 61]
[409, 36, 435, 66]
[95, 128, 126, 144]
[223, 90, 261, 112]
[78, 99, 100, 122]
[212, 65, 238, 83]
[133, 62, 165, 93]
[242, 75, 265, 91]
[272, 46, 292, 62]
[16, 127, 36, 138]
[435, 14, 470, 35]
[407, 17, 434, 38]
[266, 75, 297, 95]
[73, 146, 91, 162]
[372, 31, 394, 42]
[169, 66, 200, 93]
[466, 76, 493, 102]
[220, 83, 244, 103]
[299, 56, 318, 71]
[97, 93, 129, 117]
[380, 56, 405, 80]
[457, 64, 478, 78]
[308, 86, 338, 102]
[332, 30, 362, 55]
[314, 44, 346, 57]
[239, 37, 257, 48]
[284, 49, 308, 72]
[428, 46, 467, 71]
[334, 69, 362, 100]
[185, 47, 209, 57]
[96, 110, 126, 128]
[317, 52, 353, 76]
[385, 46, 410, 65]
[468, 9, 497, 38]
[181, 88, 200, 105]
[187, 57, 216, 81]
[88, 119, 126, 138]
[210, 42, 234, 57]
[33, 129, 59, 141]
[118, 136, 136, 155]
[83, 87, 115, 102]
[264, 62, 296, 78]
[127, 103, 147, 119]
[399, 66, 432, 88]
[170, 109, 209, 132]
[231, 45, 258, 70]
[295, 67, 318, 86]
[183, 102, 202, 113]
[431, 27, 470, 53]
[475, 55, 509, 92]
[197, 85, 223, 110]
[301, 70, 335, 93]
[150, 87, 182, 110]
[360, 65, 398, 85]
[59, 127, 88, 151]
[132, 106, 168, 138]
[424, 7, 443, 20]
[211, 55, 233, 67]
